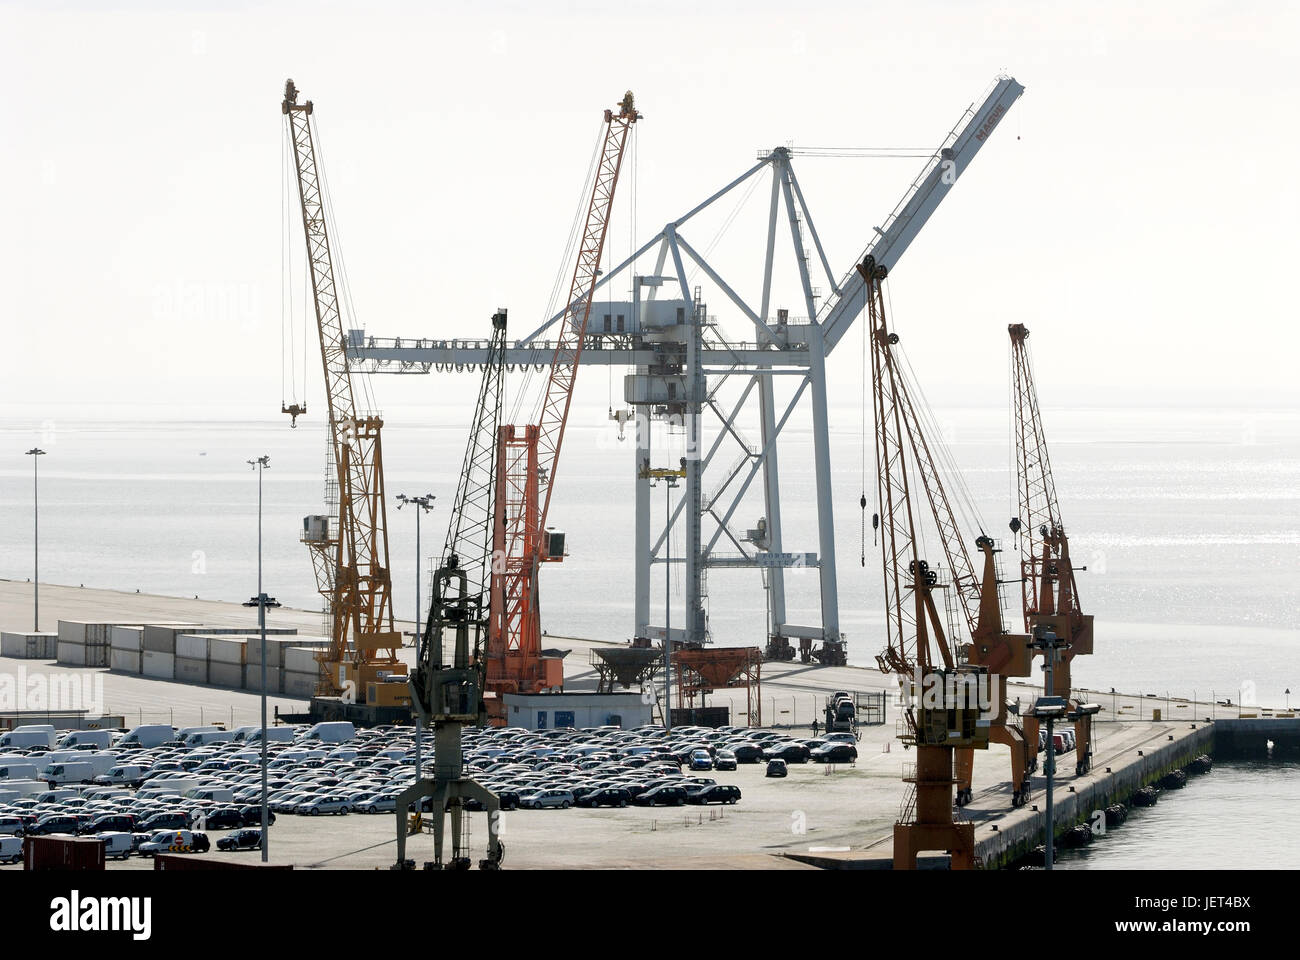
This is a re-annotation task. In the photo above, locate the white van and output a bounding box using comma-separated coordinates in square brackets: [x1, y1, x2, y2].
[94, 764, 146, 787]
[0, 763, 40, 782]
[184, 787, 234, 804]
[245, 727, 296, 745]
[0, 836, 23, 864]
[0, 729, 55, 750]
[299, 721, 355, 744]
[116, 725, 176, 749]
[35, 789, 78, 805]
[56, 729, 116, 750]
[100, 832, 134, 860]
[174, 726, 219, 742]
[229, 725, 260, 743]
[184, 730, 232, 748]
[42, 761, 95, 785]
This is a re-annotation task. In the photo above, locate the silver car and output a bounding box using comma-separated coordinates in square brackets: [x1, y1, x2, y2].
[519, 789, 574, 810]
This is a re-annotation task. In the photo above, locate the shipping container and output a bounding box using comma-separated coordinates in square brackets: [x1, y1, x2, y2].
[109, 625, 143, 651]
[142, 650, 175, 680]
[283, 646, 328, 675]
[208, 661, 243, 689]
[243, 665, 282, 694]
[0, 632, 58, 659]
[24, 835, 106, 871]
[207, 636, 248, 666]
[282, 670, 316, 698]
[55, 641, 87, 666]
[109, 648, 141, 674]
[173, 657, 208, 684]
[175, 634, 210, 661]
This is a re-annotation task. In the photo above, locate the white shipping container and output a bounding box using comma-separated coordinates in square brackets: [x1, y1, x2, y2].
[243, 665, 282, 694]
[208, 661, 243, 688]
[282, 670, 317, 698]
[56, 641, 87, 666]
[175, 634, 209, 661]
[173, 657, 208, 684]
[282, 646, 328, 675]
[1, 632, 57, 659]
[249, 635, 330, 668]
[207, 636, 247, 666]
[109, 649, 141, 674]
[142, 650, 175, 680]
[84, 643, 109, 668]
[109, 626, 143, 651]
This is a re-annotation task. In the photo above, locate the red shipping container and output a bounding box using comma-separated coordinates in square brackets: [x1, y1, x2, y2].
[24, 835, 106, 871]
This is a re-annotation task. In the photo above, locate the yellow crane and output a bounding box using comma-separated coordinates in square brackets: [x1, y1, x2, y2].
[281, 79, 405, 709]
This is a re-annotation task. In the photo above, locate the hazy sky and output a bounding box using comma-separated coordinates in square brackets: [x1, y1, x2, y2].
[3, 0, 1298, 424]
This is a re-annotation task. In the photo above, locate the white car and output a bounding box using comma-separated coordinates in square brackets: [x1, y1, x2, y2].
[519, 789, 574, 810]
[356, 794, 398, 814]
[296, 796, 352, 816]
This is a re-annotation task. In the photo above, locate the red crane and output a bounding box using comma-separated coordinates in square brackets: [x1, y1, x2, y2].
[1009, 323, 1095, 774]
[486, 93, 641, 720]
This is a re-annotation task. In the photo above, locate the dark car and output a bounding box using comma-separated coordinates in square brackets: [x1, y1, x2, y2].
[216, 828, 264, 852]
[576, 787, 630, 808]
[631, 784, 687, 807]
[810, 742, 858, 764]
[28, 815, 83, 836]
[765, 759, 788, 778]
[201, 807, 246, 831]
[464, 790, 520, 812]
[137, 811, 191, 833]
[762, 742, 810, 764]
[238, 806, 278, 828]
[686, 784, 742, 805]
[78, 814, 135, 835]
[729, 743, 766, 763]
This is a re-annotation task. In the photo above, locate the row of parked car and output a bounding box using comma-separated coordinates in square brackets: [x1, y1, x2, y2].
[0, 718, 853, 864]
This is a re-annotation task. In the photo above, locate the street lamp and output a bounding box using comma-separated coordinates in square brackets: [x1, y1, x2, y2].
[643, 464, 683, 730]
[396, 493, 435, 782]
[1029, 625, 1074, 870]
[24, 448, 46, 631]
[241, 455, 280, 863]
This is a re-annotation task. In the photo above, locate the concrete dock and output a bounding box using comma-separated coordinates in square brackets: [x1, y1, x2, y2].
[0, 579, 1277, 870]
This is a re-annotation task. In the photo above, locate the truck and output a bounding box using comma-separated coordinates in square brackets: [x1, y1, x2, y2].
[55, 729, 116, 750]
[116, 724, 175, 749]
[824, 691, 856, 733]
[0, 729, 56, 750]
[298, 721, 355, 744]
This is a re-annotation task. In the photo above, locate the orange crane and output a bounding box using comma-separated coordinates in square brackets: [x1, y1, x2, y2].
[282, 79, 405, 708]
[860, 256, 989, 869]
[1009, 323, 1095, 775]
[485, 93, 641, 720]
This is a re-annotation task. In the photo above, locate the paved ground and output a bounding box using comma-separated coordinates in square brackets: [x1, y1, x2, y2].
[0, 581, 1269, 869]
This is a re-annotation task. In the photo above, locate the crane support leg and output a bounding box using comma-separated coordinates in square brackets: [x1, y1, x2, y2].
[393, 779, 503, 871]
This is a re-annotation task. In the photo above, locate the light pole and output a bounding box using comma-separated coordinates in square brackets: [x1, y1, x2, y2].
[242, 455, 279, 863]
[644, 467, 682, 730]
[1030, 627, 1070, 871]
[396, 493, 435, 782]
[25, 448, 46, 631]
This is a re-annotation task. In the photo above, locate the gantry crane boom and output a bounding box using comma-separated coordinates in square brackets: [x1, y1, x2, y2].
[821, 76, 1024, 355]
[486, 93, 640, 716]
[1010, 322, 1095, 775]
[282, 79, 403, 702]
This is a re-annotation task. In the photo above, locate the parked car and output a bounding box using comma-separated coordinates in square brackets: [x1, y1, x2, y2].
[631, 784, 687, 807]
[729, 744, 766, 763]
[762, 743, 810, 763]
[237, 806, 277, 828]
[687, 749, 714, 771]
[78, 814, 136, 835]
[217, 828, 264, 852]
[137, 811, 191, 833]
[765, 759, 788, 778]
[296, 796, 353, 817]
[686, 784, 741, 805]
[810, 742, 858, 763]
[575, 787, 630, 808]
[713, 749, 737, 771]
[518, 789, 574, 810]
